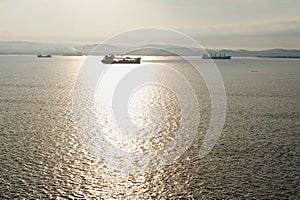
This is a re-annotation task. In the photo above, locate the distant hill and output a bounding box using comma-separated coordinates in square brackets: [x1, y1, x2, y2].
[215, 49, 300, 58]
[0, 41, 127, 55]
[0, 41, 300, 58]
[0, 41, 81, 55]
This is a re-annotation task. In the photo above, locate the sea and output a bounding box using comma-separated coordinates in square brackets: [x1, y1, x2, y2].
[0, 55, 299, 199]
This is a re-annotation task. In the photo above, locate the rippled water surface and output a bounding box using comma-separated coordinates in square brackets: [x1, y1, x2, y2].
[0, 56, 299, 199]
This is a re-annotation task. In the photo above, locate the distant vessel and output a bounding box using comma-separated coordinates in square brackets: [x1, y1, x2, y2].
[202, 53, 231, 59]
[101, 54, 141, 64]
[37, 54, 52, 58]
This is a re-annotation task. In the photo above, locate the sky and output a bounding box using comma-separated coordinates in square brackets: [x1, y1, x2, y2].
[0, 0, 299, 49]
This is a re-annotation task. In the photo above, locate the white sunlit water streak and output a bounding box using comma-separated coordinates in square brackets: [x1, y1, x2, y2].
[0, 56, 299, 199]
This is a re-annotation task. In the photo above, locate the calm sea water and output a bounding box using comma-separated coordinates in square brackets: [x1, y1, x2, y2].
[0, 55, 299, 199]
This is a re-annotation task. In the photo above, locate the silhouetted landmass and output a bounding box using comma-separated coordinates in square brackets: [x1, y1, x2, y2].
[0, 41, 300, 58]
[217, 49, 300, 58]
[257, 56, 300, 59]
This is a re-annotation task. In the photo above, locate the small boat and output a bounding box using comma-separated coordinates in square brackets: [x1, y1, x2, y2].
[37, 54, 52, 58]
[101, 54, 141, 64]
[202, 53, 231, 60]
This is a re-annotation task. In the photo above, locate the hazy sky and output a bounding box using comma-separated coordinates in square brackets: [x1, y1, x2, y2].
[0, 0, 299, 49]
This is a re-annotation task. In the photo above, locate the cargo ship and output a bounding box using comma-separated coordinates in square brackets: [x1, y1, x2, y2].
[37, 54, 52, 58]
[101, 54, 141, 64]
[202, 53, 231, 59]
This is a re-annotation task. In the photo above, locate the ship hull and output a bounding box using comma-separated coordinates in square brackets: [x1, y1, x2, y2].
[37, 54, 52, 58]
[202, 55, 231, 59]
[111, 59, 141, 64]
[210, 56, 231, 59]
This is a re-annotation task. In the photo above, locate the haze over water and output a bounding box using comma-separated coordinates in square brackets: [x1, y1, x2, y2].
[0, 55, 299, 199]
